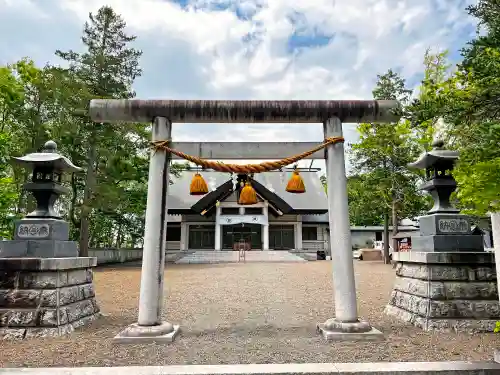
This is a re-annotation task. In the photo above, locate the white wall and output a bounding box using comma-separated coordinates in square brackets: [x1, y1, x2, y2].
[302, 225, 383, 251]
[301, 224, 326, 251]
[166, 216, 424, 251]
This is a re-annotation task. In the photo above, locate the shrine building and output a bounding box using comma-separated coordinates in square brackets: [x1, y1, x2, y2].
[165, 169, 330, 252]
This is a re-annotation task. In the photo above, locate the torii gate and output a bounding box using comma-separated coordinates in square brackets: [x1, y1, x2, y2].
[89, 99, 400, 343]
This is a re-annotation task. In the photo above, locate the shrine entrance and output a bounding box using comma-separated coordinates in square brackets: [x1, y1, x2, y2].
[222, 223, 261, 250]
[188, 225, 216, 249]
[89, 98, 399, 343]
[269, 225, 295, 250]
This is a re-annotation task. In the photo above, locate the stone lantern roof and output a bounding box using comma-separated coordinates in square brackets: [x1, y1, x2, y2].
[12, 140, 82, 173]
[408, 140, 459, 170]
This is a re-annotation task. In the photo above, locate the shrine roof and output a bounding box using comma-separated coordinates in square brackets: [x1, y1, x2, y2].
[167, 170, 327, 214]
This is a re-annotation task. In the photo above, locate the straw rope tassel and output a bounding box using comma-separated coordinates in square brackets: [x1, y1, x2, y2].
[238, 181, 258, 205]
[286, 170, 306, 193]
[190, 172, 209, 195]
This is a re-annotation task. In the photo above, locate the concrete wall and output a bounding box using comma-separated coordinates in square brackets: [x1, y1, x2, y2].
[302, 240, 327, 251]
[308, 225, 380, 250]
[351, 231, 377, 249]
[312, 225, 378, 250]
[88, 248, 143, 265]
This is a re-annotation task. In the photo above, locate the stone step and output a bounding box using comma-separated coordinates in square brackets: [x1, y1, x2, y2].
[175, 251, 307, 264]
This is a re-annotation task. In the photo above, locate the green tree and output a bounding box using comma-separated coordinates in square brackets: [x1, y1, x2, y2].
[452, 60, 500, 213]
[0, 130, 19, 238]
[408, 1, 500, 216]
[0, 59, 87, 237]
[0, 8, 186, 248]
[406, 49, 452, 150]
[350, 70, 428, 263]
[346, 173, 385, 226]
[450, 1, 500, 214]
[321, 172, 386, 226]
[3, 61, 64, 214]
[0, 66, 23, 235]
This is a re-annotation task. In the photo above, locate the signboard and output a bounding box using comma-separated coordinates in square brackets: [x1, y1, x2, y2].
[17, 223, 50, 239]
[397, 237, 411, 252]
[438, 218, 469, 233]
[217, 215, 268, 226]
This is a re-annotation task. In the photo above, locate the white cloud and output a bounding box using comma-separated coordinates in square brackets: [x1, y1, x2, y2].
[0, 0, 477, 172]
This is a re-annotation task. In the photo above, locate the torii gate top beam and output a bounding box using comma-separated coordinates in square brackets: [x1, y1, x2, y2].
[89, 99, 401, 123]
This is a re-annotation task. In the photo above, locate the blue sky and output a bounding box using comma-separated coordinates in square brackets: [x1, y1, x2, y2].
[0, 0, 478, 170]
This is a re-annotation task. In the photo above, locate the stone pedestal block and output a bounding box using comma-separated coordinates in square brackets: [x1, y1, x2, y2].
[412, 214, 484, 252]
[385, 251, 500, 333]
[411, 234, 484, 252]
[0, 257, 101, 339]
[0, 219, 78, 258]
[14, 218, 70, 241]
[418, 214, 471, 236]
[0, 240, 78, 258]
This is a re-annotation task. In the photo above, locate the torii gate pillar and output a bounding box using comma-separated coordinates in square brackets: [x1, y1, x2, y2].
[115, 116, 181, 343]
[317, 117, 383, 340]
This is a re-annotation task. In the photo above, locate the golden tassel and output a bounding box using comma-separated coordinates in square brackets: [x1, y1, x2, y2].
[286, 170, 306, 193]
[190, 172, 209, 195]
[238, 181, 258, 205]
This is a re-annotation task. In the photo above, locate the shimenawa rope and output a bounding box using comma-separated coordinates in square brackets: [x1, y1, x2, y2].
[151, 136, 344, 174]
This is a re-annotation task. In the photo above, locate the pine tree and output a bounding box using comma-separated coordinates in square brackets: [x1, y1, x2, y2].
[56, 6, 143, 256]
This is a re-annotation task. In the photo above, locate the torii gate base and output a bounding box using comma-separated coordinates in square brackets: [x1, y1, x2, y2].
[317, 322, 382, 341]
[89, 99, 397, 344]
[114, 322, 181, 344]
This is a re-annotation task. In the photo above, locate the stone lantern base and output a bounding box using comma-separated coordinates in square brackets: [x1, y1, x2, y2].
[0, 257, 101, 339]
[385, 251, 500, 333]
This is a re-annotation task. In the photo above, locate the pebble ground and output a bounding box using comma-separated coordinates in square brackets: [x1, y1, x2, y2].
[1, 260, 500, 367]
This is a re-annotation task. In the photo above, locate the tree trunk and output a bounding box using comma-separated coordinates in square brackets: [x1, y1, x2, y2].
[131, 235, 138, 248]
[107, 224, 113, 247]
[391, 198, 399, 263]
[15, 170, 30, 215]
[116, 223, 123, 248]
[79, 141, 97, 257]
[70, 173, 80, 230]
[383, 212, 390, 264]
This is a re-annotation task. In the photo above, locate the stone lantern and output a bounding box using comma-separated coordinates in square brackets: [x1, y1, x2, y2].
[385, 140, 499, 333]
[408, 139, 460, 215]
[408, 140, 483, 252]
[0, 141, 100, 340]
[13, 140, 81, 220]
[1, 140, 82, 257]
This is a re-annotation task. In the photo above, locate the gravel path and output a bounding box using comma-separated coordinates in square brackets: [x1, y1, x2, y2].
[1, 261, 499, 367]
